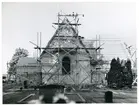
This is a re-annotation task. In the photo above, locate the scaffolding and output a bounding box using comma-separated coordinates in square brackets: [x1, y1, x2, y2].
[6, 12, 136, 89]
[32, 12, 105, 88]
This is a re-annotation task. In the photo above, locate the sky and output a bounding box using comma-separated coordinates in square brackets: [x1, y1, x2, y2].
[2, 2, 136, 74]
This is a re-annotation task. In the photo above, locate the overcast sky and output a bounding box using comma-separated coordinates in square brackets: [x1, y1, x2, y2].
[2, 2, 136, 74]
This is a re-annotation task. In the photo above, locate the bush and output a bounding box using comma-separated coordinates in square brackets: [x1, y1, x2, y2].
[107, 58, 133, 89]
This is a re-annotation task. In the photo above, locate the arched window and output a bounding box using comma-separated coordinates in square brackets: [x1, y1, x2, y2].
[62, 56, 70, 75]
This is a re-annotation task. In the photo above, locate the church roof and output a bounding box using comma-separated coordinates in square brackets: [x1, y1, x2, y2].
[16, 57, 38, 66]
[40, 17, 94, 58]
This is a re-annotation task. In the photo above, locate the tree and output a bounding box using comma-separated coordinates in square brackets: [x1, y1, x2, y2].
[107, 58, 123, 88]
[107, 58, 133, 89]
[124, 59, 133, 88]
[8, 48, 29, 76]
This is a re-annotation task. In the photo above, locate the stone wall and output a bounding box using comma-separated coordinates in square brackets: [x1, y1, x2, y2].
[41, 50, 105, 85]
[16, 66, 42, 86]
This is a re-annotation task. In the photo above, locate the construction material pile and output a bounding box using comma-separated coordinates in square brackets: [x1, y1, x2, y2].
[106, 58, 133, 89]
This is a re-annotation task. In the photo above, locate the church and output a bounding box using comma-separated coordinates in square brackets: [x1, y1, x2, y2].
[16, 14, 106, 88]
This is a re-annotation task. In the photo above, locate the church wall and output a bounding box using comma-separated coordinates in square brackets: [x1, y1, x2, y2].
[16, 66, 42, 86]
[41, 50, 97, 85]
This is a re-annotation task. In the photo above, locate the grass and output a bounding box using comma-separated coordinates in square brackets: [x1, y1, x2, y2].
[3, 85, 137, 104]
[3, 82, 21, 92]
[78, 88, 137, 103]
[3, 90, 38, 104]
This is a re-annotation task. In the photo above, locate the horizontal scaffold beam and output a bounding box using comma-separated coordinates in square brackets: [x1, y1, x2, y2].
[53, 23, 81, 26]
[54, 35, 84, 39]
[34, 47, 103, 50]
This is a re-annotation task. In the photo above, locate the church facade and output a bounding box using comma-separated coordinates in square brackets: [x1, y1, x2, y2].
[16, 17, 106, 87]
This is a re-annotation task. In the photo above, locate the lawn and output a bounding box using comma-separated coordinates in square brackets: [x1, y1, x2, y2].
[3, 86, 137, 104]
[3, 90, 38, 104]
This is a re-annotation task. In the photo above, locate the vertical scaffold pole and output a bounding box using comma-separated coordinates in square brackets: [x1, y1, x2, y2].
[58, 12, 60, 84]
